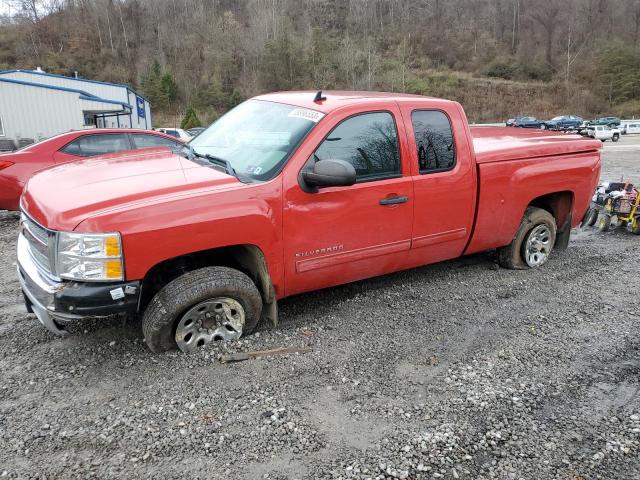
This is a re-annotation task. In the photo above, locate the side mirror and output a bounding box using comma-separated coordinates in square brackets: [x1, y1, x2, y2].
[301, 159, 356, 191]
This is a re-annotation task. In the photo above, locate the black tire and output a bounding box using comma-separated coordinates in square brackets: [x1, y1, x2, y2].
[584, 206, 599, 227]
[612, 134, 619, 142]
[632, 220, 640, 235]
[498, 207, 557, 270]
[598, 214, 611, 232]
[142, 266, 262, 353]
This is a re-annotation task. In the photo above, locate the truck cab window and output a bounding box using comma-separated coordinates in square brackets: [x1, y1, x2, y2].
[313, 112, 400, 182]
[412, 110, 456, 174]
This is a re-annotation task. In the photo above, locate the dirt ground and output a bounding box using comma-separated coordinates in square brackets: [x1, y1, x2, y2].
[0, 136, 639, 479]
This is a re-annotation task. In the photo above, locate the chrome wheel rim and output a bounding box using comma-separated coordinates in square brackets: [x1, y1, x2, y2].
[524, 224, 552, 267]
[175, 297, 245, 353]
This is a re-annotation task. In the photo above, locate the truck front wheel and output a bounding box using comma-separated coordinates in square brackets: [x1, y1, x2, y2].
[498, 207, 557, 269]
[142, 267, 262, 353]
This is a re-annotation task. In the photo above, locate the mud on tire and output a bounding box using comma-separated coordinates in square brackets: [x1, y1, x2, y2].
[142, 266, 262, 353]
[498, 207, 557, 270]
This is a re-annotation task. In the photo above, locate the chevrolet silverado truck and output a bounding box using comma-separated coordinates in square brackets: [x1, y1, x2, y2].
[17, 91, 602, 353]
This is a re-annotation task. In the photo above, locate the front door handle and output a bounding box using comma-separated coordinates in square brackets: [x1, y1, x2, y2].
[379, 195, 408, 206]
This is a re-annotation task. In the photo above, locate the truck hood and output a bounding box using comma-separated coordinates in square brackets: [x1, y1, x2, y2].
[470, 127, 602, 164]
[21, 148, 240, 231]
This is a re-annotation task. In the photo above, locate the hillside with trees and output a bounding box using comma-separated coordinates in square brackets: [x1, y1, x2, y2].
[2, 0, 640, 124]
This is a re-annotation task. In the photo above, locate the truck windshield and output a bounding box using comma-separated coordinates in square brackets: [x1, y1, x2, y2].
[189, 100, 322, 182]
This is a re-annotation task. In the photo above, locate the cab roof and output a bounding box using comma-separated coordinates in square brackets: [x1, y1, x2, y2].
[253, 90, 454, 113]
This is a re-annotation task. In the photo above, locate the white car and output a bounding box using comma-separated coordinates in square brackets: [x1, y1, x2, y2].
[156, 128, 193, 142]
[585, 125, 620, 142]
[622, 122, 640, 135]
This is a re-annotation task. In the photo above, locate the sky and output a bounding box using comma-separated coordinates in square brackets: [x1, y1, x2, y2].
[0, 1, 11, 16]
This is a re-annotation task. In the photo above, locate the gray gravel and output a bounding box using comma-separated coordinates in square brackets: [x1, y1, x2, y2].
[1, 137, 639, 479]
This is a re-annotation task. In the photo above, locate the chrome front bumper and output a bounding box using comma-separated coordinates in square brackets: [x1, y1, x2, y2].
[17, 233, 82, 335]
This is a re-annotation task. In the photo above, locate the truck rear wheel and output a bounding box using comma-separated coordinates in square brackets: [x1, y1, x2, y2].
[498, 207, 557, 270]
[142, 267, 262, 353]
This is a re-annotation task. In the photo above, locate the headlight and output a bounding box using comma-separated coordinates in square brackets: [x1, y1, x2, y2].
[56, 232, 123, 281]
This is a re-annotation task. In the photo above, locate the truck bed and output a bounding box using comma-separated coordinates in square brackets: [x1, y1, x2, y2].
[470, 126, 601, 164]
[465, 126, 602, 256]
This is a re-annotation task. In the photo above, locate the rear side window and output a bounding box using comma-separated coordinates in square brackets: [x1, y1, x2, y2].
[411, 110, 456, 174]
[61, 133, 130, 157]
[313, 112, 400, 182]
[132, 133, 181, 149]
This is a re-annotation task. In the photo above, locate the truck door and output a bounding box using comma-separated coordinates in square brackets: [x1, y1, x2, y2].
[282, 106, 413, 296]
[398, 105, 476, 265]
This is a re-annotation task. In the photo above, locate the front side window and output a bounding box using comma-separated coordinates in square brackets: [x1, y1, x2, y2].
[61, 133, 130, 157]
[132, 133, 181, 149]
[312, 112, 400, 182]
[190, 100, 321, 182]
[412, 110, 456, 174]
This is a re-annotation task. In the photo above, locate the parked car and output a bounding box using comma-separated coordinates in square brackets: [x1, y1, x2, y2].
[0, 129, 184, 211]
[186, 127, 206, 138]
[16, 91, 601, 352]
[589, 116, 621, 127]
[511, 116, 545, 128]
[506, 116, 523, 127]
[156, 127, 193, 142]
[584, 125, 620, 142]
[543, 115, 583, 130]
[621, 121, 640, 135]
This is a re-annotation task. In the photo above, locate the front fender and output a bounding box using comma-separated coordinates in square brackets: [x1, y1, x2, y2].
[74, 181, 285, 295]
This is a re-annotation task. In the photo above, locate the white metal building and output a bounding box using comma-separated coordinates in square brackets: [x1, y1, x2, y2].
[0, 69, 152, 148]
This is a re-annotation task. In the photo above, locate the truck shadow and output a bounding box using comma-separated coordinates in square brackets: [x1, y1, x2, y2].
[274, 251, 497, 331]
[20, 250, 497, 351]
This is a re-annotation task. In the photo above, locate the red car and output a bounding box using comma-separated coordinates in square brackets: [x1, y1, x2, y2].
[17, 91, 601, 353]
[0, 129, 184, 211]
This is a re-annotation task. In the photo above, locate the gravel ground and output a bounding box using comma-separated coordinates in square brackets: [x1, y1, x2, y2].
[1, 137, 639, 479]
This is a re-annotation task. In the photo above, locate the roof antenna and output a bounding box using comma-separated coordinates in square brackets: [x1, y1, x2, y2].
[313, 90, 327, 103]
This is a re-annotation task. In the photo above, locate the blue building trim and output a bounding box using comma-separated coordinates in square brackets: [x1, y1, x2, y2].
[78, 95, 131, 108]
[0, 69, 151, 103]
[0, 77, 130, 108]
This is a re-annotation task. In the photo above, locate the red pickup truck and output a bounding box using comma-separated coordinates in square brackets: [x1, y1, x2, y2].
[17, 91, 601, 353]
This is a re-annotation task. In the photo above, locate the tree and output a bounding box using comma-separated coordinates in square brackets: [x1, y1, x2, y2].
[141, 60, 163, 106]
[228, 89, 243, 108]
[595, 41, 640, 105]
[141, 60, 179, 110]
[160, 73, 178, 108]
[180, 107, 202, 130]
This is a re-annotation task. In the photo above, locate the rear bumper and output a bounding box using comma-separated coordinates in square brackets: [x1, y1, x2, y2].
[17, 234, 141, 335]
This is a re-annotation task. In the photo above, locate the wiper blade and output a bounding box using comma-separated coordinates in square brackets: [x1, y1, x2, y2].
[184, 146, 240, 180]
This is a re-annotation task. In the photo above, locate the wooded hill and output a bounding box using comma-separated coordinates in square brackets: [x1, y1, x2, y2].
[2, 0, 640, 124]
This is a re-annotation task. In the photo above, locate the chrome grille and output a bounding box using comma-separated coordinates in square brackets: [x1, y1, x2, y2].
[20, 212, 54, 276]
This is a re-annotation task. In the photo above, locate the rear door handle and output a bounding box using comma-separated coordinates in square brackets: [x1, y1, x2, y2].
[379, 195, 408, 206]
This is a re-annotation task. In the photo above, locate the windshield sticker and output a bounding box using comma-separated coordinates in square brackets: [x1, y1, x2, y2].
[288, 108, 325, 123]
[246, 165, 263, 175]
